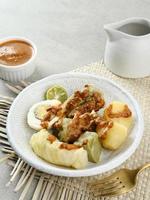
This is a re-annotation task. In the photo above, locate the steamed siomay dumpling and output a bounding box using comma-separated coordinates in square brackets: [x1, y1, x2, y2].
[30, 129, 88, 169]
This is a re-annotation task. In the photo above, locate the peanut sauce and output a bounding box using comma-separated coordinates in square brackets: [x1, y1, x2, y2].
[64, 85, 105, 117]
[59, 143, 82, 150]
[0, 40, 33, 66]
[105, 104, 132, 118]
[47, 134, 57, 143]
[82, 139, 88, 145]
[41, 121, 49, 129]
[44, 106, 63, 122]
[43, 112, 52, 121]
[96, 120, 113, 140]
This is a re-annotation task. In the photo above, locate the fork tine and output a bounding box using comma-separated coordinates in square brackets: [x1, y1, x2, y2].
[94, 185, 127, 197]
[88, 171, 120, 186]
[93, 183, 123, 196]
[90, 179, 120, 190]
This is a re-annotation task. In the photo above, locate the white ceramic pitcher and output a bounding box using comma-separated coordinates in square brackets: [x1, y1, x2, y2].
[104, 18, 150, 78]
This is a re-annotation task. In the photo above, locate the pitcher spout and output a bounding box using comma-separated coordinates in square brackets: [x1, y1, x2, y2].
[104, 18, 150, 41]
[104, 25, 123, 41]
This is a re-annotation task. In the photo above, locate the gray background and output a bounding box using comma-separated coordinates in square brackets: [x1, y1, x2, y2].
[0, 0, 150, 199]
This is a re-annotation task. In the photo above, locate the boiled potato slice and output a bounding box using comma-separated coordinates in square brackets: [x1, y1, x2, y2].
[75, 131, 101, 163]
[101, 122, 128, 150]
[104, 101, 133, 130]
[30, 129, 88, 169]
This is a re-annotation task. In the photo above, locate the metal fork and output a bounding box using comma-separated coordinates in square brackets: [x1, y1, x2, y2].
[88, 163, 150, 197]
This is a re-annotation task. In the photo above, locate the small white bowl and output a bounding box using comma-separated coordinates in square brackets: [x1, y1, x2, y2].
[7, 73, 144, 177]
[0, 36, 37, 82]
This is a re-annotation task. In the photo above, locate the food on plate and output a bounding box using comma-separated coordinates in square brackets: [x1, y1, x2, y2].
[63, 84, 105, 117]
[58, 111, 99, 143]
[58, 118, 72, 142]
[45, 85, 68, 103]
[28, 85, 133, 169]
[104, 101, 133, 130]
[75, 131, 101, 163]
[30, 129, 88, 169]
[96, 121, 128, 150]
[27, 100, 61, 130]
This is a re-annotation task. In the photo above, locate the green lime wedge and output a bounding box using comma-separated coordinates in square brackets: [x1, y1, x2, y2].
[45, 85, 68, 103]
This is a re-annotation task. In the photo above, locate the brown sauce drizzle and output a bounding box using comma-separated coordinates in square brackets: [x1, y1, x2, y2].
[43, 106, 63, 122]
[47, 134, 57, 143]
[43, 112, 52, 121]
[59, 143, 82, 150]
[64, 85, 105, 117]
[96, 120, 113, 140]
[105, 104, 132, 118]
[82, 139, 88, 145]
[41, 121, 49, 129]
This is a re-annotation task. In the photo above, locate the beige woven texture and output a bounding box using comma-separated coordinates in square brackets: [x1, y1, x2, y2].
[73, 62, 150, 200]
[1, 62, 150, 200]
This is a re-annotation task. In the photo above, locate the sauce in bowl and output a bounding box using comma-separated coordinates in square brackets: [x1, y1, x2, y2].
[0, 40, 34, 66]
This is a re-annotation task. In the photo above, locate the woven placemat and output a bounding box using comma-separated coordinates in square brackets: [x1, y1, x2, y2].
[0, 62, 150, 200]
[74, 62, 150, 200]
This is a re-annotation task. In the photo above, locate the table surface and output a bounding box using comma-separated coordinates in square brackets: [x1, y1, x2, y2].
[0, 0, 150, 199]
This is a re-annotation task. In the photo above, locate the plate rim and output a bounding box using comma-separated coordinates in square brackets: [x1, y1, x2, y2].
[7, 72, 144, 177]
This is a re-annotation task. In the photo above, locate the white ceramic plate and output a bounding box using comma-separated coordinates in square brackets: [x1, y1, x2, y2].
[7, 72, 144, 177]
